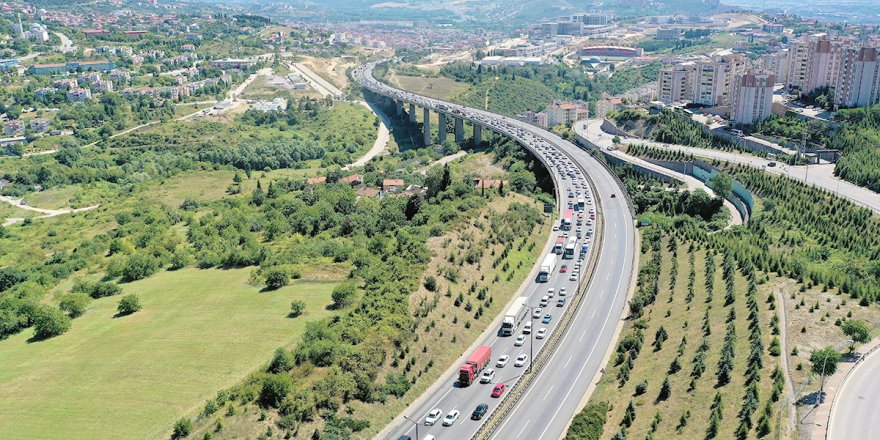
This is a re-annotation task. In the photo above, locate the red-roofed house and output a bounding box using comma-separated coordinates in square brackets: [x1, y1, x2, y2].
[339, 174, 363, 188]
[383, 178, 404, 193]
[306, 176, 327, 186]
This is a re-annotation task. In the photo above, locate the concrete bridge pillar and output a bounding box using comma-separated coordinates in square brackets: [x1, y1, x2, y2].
[409, 103, 416, 123]
[423, 107, 431, 146]
[437, 112, 447, 145]
[474, 124, 482, 146]
[396, 100, 403, 117]
[455, 117, 464, 143]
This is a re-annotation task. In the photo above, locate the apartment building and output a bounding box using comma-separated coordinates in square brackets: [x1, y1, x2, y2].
[657, 63, 694, 103]
[692, 53, 746, 106]
[731, 71, 776, 125]
[836, 46, 880, 108]
[545, 101, 588, 127]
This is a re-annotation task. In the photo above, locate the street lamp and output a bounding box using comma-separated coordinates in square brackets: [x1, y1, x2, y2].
[402, 415, 420, 440]
[817, 339, 853, 406]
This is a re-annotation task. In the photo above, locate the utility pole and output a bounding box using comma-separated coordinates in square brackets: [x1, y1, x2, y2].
[402, 415, 420, 440]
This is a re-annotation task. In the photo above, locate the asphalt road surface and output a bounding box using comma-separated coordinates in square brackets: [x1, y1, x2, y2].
[352, 61, 636, 440]
[828, 348, 880, 440]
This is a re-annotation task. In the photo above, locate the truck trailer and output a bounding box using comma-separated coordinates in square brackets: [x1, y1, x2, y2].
[501, 296, 530, 336]
[459, 345, 492, 386]
[538, 253, 557, 282]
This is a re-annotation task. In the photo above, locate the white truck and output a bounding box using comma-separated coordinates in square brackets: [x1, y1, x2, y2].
[501, 296, 530, 336]
[538, 254, 557, 282]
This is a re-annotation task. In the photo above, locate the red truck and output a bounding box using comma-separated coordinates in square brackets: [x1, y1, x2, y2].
[459, 345, 492, 386]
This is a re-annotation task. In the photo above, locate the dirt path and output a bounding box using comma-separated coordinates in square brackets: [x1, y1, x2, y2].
[0, 195, 99, 226]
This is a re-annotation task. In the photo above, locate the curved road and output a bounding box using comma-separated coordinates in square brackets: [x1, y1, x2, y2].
[581, 119, 880, 215]
[828, 347, 880, 439]
[352, 61, 636, 440]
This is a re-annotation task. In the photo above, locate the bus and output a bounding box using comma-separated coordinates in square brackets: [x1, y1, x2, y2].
[561, 209, 573, 231]
[563, 237, 577, 260]
[552, 236, 565, 254]
[577, 198, 585, 211]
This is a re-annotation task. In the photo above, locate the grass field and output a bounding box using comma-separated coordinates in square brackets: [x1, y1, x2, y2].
[0, 268, 338, 440]
[0, 202, 38, 223]
[586, 236, 782, 439]
[390, 73, 471, 100]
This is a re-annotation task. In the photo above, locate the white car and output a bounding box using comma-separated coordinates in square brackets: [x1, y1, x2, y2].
[496, 355, 510, 367]
[523, 321, 533, 334]
[532, 308, 543, 319]
[442, 410, 460, 426]
[536, 328, 547, 339]
[559, 287, 567, 296]
[569, 272, 578, 282]
[515, 354, 529, 367]
[480, 368, 496, 383]
[425, 408, 443, 425]
[515, 334, 526, 346]
[547, 288, 555, 297]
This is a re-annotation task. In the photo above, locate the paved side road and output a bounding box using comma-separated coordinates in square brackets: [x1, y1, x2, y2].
[585, 120, 880, 215]
[826, 337, 880, 440]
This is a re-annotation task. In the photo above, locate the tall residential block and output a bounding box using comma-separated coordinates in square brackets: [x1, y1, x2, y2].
[692, 53, 746, 106]
[731, 71, 776, 125]
[657, 64, 694, 103]
[836, 46, 880, 108]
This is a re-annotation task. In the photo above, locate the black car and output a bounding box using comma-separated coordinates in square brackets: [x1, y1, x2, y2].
[471, 403, 489, 420]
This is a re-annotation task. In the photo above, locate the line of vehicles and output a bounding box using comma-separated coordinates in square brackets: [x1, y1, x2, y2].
[353, 61, 600, 440]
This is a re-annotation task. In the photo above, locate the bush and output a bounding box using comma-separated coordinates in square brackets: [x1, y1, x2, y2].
[264, 268, 289, 290]
[59, 293, 92, 318]
[289, 300, 306, 317]
[424, 275, 437, 292]
[566, 401, 609, 440]
[32, 306, 71, 340]
[71, 279, 122, 299]
[268, 348, 295, 374]
[172, 418, 193, 439]
[121, 253, 161, 282]
[634, 380, 648, 396]
[116, 294, 142, 316]
[331, 282, 357, 309]
[259, 374, 292, 408]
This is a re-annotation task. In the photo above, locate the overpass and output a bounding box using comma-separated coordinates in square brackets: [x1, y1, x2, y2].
[352, 60, 638, 440]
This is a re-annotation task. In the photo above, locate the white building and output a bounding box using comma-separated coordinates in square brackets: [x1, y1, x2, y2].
[657, 63, 694, 103]
[731, 71, 776, 125]
[836, 46, 880, 108]
[692, 53, 746, 106]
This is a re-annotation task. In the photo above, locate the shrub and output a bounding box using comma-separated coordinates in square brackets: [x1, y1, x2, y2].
[331, 282, 357, 309]
[424, 276, 437, 292]
[59, 293, 92, 318]
[268, 348, 295, 374]
[566, 401, 609, 440]
[172, 418, 192, 439]
[33, 306, 72, 340]
[289, 300, 306, 317]
[264, 268, 289, 290]
[259, 374, 292, 408]
[121, 253, 160, 282]
[117, 294, 142, 316]
[634, 380, 648, 396]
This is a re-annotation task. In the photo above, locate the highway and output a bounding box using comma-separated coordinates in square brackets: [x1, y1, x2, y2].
[352, 61, 637, 440]
[578, 119, 880, 215]
[828, 347, 880, 439]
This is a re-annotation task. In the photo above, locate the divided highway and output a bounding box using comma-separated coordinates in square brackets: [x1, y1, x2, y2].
[352, 61, 637, 440]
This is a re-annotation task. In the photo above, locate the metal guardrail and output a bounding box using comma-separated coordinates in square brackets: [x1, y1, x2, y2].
[353, 61, 631, 440]
[471, 130, 615, 440]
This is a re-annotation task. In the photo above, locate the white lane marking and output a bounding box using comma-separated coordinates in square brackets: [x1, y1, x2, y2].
[565, 354, 574, 368]
[543, 385, 555, 401]
[535, 225, 633, 440]
[516, 420, 531, 439]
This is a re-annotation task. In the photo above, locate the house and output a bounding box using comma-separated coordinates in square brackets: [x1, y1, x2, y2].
[109, 70, 131, 82]
[83, 29, 111, 38]
[252, 98, 287, 112]
[181, 44, 196, 51]
[54, 79, 78, 90]
[4, 119, 24, 135]
[94, 80, 114, 92]
[34, 87, 58, 98]
[306, 176, 327, 188]
[0, 59, 20, 71]
[67, 88, 92, 102]
[29, 118, 50, 132]
[473, 178, 508, 189]
[80, 72, 102, 84]
[212, 59, 257, 70]
[30, 63, 67, 75]
[356, 187, 380, 198]
[383, 178, 405, 193]
[339, 174, 363, 188]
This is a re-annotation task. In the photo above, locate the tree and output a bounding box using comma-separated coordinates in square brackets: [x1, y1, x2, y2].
[268, 348, 295, 373]
[810, 347, 843, 376]
[33, 306, 71, 340]
[657, 376, 672, 401]
[331, 282, 357, 309]
[424, 276, 437, 292]
[59, 293, 92, 318]
[264, 268, 290, 290]
[404, 194, 422, 220]
[842, 320, 870, 350]
[710, 172, 733, 200]
[259, 374, 292, 408]
[117, 294, 142, 316]
[121, 253, 160, 282]
[289, 300, 306, 318]
[172, 418, 192, 439]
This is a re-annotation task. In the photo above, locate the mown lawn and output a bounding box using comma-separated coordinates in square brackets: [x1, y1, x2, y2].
[0, 268, 338, 440]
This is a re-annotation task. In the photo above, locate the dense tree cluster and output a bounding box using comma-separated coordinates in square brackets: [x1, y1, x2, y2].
[831, 104, 880, 191]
